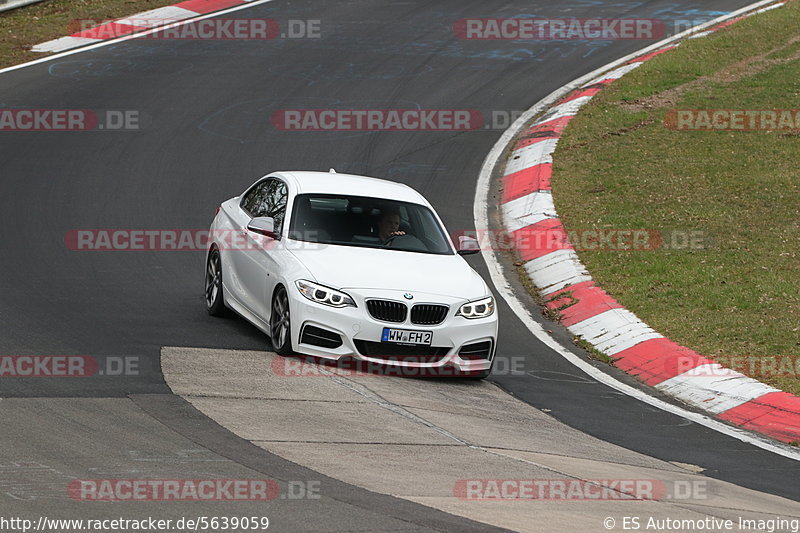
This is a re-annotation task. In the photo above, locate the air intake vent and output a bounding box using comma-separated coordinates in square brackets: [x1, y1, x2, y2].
[410, 304, 448, 325]
[366, 300, 407, 323]
[300, 325, 343, 349]
[458, 340, 493, 360]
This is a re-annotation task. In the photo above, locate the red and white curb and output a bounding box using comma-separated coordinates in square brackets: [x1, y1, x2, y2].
[32, 0, 256, 53]
[497, 2, 800, 445]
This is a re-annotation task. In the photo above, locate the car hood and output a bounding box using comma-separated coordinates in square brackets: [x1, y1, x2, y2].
[287, 243, 488, 299]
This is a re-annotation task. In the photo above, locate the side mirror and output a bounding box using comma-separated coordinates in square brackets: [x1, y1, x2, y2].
[247, 217, 279, 240]
[456, 235, 480, 255]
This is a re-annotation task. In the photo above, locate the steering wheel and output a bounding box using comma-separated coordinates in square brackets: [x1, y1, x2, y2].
[383, 233, 428, 252]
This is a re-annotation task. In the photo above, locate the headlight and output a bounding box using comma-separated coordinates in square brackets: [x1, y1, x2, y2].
[457, 296, 494, 319]
[295, 280, 356, 308]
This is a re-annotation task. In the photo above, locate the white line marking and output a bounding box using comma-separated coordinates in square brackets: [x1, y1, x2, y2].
[755, 2, 785, 12]
[473, 0, 800, 460]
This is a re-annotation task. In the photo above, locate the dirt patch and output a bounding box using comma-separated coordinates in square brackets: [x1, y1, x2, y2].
[621, 36, 800, 112]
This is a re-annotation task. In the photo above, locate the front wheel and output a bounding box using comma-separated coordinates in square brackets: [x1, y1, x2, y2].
[205, 248, 227, 316]
[270, 286, 293, 355]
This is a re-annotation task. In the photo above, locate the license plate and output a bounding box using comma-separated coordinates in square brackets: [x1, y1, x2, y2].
[381, 328, 433, 346]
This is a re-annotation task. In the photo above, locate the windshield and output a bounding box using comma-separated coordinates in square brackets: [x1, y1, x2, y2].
[287, 194, 454, 255]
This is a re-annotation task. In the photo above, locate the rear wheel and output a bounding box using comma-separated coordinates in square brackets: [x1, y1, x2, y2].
[270, 286, 293, 355]
[205, 248, 226, 316]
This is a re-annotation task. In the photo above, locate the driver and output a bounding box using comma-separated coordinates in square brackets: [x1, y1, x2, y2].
[377, 209, 406, 244]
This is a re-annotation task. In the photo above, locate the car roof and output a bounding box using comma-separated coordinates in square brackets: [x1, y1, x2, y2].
[275, 171, 429, 206]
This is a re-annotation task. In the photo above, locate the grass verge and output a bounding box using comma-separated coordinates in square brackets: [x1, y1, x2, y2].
[0, 0, 184, 69]
[551, 2, 800, 395]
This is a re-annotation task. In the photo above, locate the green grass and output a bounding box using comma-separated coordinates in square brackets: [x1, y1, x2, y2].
[551, 1, 800, 395]
[0, 0, 184, 69]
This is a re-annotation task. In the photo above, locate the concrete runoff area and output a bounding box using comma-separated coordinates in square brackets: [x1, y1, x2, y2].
[162, 347, 800, 532]
[0, 397, 441, 532]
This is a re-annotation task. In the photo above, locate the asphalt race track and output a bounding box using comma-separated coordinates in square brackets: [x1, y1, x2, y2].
[1, 0, 798, 529]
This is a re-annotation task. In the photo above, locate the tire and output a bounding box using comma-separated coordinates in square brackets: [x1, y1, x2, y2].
[270, 286, 293, 355]
[205, 247, 227, 316]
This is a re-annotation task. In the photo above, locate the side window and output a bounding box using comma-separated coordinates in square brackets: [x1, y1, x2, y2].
[263, 180, 288, 233]
[242, 179, 288, 233]
[241, 181, 269, 216]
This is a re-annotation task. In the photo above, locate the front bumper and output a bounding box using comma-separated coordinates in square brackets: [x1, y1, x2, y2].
[286, 286, 498, 374]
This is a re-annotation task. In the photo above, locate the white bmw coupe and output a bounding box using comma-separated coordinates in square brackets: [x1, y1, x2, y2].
[205, 170, 498, 378]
